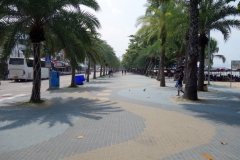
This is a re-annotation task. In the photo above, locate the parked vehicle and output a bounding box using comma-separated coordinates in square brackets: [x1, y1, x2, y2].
[8, 57, 49, 82]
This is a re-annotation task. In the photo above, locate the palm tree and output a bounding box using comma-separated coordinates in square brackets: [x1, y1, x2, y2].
[197, 0, 240, 91]
[99, 40, 118, 75]
[165, 1, 189, 83]
[148, 0, 200, 100]
[0, 0, 100, 102]
[137, 1, 175, 87]
[182, 0, 199, 100]
[205, 38, 226, 68]
[123, 35, 146, 73]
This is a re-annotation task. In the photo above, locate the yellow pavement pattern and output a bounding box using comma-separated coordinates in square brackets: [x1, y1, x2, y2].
[61, 92, 216, 160]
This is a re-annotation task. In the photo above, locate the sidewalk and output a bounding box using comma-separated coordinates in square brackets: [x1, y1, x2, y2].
[0, 72, 240, 160]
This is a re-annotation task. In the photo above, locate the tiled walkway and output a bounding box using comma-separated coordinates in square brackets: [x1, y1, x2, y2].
[0, 72, 240, 160]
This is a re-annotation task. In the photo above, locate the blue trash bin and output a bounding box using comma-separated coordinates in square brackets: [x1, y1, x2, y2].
[75, 75, 85, 85]
[50, 71, 60, 88]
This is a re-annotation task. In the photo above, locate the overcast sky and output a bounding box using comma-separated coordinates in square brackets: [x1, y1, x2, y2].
[86, 0, 240, 68]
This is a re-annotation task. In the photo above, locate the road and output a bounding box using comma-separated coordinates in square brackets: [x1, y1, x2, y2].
[0, 72, 101, 104]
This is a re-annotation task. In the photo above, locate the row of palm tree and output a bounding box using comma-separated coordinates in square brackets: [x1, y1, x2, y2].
[122, 0, 240, 100]
[0, 0, 119, 102]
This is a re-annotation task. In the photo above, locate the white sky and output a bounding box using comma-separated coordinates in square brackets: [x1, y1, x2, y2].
[85, 0, 240, 68]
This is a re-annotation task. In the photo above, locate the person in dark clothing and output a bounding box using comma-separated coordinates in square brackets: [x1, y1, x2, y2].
[177, 76, 184, 96]
[110, 70, 113, 77]
[122, 70, 123, 76]
[124, 70, 126, 75]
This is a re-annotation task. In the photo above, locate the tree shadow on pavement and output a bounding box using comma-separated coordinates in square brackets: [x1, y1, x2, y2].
[181, 89, 240, 126]
[0, 97, 122, 131]
[49, 86, 109, 94]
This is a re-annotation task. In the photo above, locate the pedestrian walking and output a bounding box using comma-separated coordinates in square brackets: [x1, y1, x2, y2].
[176, 75, 184, 96]
[122, 70, 123, 76]
[108, 70, 111, 78]
[124, 70, 126, 75]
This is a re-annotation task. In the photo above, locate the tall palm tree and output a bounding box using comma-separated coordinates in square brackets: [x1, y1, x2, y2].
[0, 0, 100, 102]
[165, 1, 189, 83]
[99, 40, 118, 74]
[183, 0, 199, 100]
[137, 1, 175, 87]
[148, 0, 200, 100]
[198, 0, 240, 91]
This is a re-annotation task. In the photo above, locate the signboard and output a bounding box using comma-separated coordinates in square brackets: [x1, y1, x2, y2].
[231, 60, 240, 70]
[45, 57, 51, 68]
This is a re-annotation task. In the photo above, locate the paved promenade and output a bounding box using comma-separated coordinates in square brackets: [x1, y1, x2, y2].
[0, 72, 240, 160]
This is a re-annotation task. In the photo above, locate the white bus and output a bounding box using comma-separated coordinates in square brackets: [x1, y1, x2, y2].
[8, 57, 49, 82]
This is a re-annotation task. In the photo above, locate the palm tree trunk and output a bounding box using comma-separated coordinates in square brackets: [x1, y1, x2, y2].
[183, 33, 189, 84]
[145, 62, 152, 76]
[30, 43, 41, 102]
[160, 50, 165, 87]
[100, 65, 102, 76]
[198, 44, 205, 91]
[144, 60, 150, 75]
[145, 61, 149, 76]
[93, 63, 96, 79]
[87, 58, 90, 82]
[70, 63, 76, 86]
[147, 63, 152, 77]
[157, 59, 161, 81]
[160, 33, 166, 87]
[103, 66, 105, 76]
[183, 0, 199, 100]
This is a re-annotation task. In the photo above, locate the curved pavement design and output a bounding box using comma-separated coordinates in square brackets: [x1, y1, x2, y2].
[0, 72, 240, 160]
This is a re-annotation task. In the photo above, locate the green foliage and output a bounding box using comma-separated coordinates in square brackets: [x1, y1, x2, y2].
[0, 0, 103, 102]
[0, 0, 101, 57]
[97, 39, 120, 68]
[67, 85, 79, 88]
[0, 51, 6, 78]
[205, 38, 226, 67]
[123, 1, 186, 71]
[199, 0, 240, 42]
[124, 0, 240, 74]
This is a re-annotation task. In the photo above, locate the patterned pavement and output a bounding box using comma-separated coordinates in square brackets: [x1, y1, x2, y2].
[0, 72, 240, 160]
